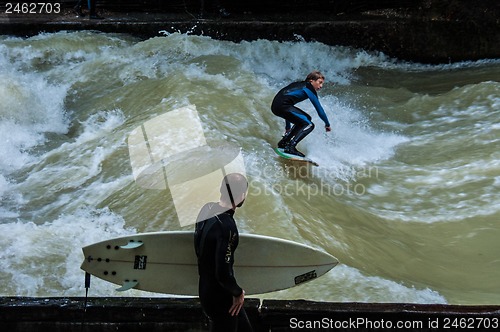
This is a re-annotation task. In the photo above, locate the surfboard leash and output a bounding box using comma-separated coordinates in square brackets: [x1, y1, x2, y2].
[84, 271, 91, 308]
[80, 272, 91, 332]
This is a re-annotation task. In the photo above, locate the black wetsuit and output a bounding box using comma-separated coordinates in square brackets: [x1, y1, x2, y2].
[194, 203, 253, 332]
[271, 81, 330, 154]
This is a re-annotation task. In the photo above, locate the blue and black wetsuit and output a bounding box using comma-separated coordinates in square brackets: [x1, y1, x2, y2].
[194, 203, 253, 332]
[271, 81, 330, 156]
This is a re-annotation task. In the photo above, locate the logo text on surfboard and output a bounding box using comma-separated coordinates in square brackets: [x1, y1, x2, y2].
[134, 255, 147, 270]
[294, 270, 317, 285]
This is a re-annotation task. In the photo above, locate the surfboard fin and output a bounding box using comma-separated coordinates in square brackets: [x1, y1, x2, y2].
[116, 279, 139, 291]
[120, 240, 143, 249]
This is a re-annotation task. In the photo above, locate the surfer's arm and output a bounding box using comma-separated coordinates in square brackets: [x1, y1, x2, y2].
[214, 226, 243, 297]
[304, 88, 330, 127]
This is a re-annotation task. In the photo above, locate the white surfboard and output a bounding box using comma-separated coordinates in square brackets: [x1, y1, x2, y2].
[80, 231, 338, 295]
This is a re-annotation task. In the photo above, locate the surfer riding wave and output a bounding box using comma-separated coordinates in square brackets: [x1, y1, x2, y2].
[271, 71, 332, 157]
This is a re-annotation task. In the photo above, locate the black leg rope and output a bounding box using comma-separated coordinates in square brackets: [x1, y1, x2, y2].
[80, 272, 91, 332]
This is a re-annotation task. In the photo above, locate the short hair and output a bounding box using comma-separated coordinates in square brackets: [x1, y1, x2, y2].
[305, 71, 325, 82]
[220, 173, 248, 206]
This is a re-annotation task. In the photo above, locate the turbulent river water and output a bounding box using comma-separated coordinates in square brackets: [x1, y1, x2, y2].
[0, 31, 499, 305]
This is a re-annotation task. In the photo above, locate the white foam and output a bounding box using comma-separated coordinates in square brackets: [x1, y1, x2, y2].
[0, 50, 70, 174]
[301, 96, 408, 181]
[0, 207, 136, 296]
[263, 265, 447, 304]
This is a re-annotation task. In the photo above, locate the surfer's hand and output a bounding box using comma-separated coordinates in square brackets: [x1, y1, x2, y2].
[229, 290, 245, 316]
[325, 126, 331, 132]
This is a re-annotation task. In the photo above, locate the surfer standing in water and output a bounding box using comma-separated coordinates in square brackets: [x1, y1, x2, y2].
[271, 71, 331, 157]
[194, 173, 253, 332]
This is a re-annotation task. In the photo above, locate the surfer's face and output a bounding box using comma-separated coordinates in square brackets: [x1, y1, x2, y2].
[310, 78, 324, 91]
